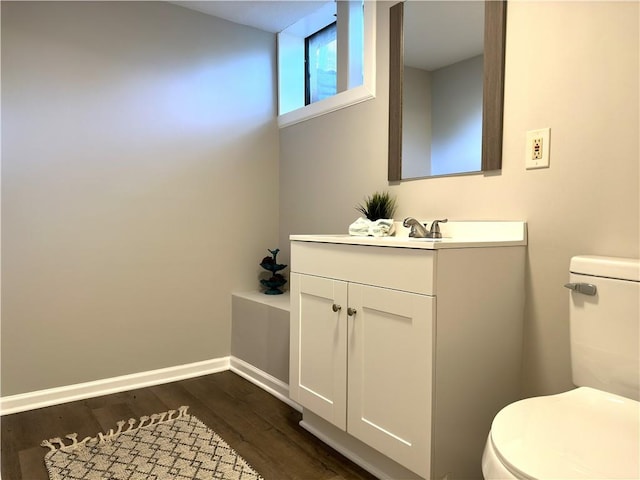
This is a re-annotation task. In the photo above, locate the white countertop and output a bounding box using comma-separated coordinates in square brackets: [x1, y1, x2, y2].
[290, 221, 527, 249]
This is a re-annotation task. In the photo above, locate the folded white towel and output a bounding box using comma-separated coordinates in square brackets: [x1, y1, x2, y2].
[348, 217, 395, 237]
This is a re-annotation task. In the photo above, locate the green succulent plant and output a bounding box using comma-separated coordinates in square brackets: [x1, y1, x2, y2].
[355, 191, 397, 221]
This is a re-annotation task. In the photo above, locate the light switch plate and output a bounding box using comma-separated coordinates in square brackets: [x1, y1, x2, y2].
[526, 128, 551, 169]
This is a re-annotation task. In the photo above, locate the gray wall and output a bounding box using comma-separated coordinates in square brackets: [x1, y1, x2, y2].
[430, 55, 483, 175]
[279, 1, 639, 397]
[1, 1, 279, 396]
[403, 55, 483, 178]
[402, 66, 432, 178]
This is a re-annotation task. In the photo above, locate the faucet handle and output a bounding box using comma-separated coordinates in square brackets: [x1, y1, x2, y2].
[427, 219, 448, 238]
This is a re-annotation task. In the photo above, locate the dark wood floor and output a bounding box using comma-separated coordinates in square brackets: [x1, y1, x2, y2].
[1, 371, 378, 480]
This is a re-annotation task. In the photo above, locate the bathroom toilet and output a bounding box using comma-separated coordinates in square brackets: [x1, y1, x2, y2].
[482, 255, 640, 479]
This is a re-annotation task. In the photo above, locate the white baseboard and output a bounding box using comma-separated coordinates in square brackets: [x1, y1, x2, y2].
[0, 356, 299, 417]
[0, 357, 230, 416]
[229, 356, 301, 412]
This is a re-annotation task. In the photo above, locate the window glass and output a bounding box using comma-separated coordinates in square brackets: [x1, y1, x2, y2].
[305, 23, 337, 105]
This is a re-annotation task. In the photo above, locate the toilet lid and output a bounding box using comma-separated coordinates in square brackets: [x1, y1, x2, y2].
[490, 387, 640, 479]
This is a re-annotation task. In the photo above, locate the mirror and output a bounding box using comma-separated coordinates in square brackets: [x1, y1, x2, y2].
[388, 1, 507, 181]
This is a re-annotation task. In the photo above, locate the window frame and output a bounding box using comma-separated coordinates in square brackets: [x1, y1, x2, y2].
[277, 1, 376, 128]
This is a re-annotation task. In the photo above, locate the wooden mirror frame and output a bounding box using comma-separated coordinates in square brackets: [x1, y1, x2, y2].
[388, 1, 507, 181]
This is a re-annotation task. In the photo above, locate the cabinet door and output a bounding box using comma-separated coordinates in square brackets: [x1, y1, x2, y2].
[289, 273, 348, 430]
[347, 283, 434, 479]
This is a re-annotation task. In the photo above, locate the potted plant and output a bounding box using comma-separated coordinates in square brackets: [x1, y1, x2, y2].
[350, 191, 398, 237]
[355, 191, 397, 221]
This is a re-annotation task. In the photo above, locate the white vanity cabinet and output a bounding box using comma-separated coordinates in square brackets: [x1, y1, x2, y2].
[289, 224, 526, 480]
[290, 270, 434, 476]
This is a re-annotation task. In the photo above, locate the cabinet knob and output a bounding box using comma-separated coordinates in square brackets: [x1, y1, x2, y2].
[347, 307, 357, 316]
[332, 304, 342, 312]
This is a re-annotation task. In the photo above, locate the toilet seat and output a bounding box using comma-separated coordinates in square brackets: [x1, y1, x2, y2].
[489, 387, 640, 479]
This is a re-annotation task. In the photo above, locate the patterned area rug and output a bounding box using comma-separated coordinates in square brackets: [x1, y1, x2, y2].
[41, 406, 264, 480]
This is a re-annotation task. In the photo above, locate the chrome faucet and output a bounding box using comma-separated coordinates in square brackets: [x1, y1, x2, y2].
[403, 217, 429, 238]
[403, 217, 448, 238]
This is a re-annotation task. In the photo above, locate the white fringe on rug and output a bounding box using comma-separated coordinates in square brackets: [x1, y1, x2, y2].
[41, 406, 190, 453]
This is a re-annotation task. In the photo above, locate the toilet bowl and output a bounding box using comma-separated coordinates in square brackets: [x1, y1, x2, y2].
[483, 256, 640, 479]
[482, 387, 640, 479]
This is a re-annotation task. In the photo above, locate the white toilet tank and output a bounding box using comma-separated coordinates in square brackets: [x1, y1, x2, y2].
[568, 255, 640, 401]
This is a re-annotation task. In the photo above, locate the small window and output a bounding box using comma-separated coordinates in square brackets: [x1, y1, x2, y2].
[305, 22, 337, 105]
[277, 1, 376, 127]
